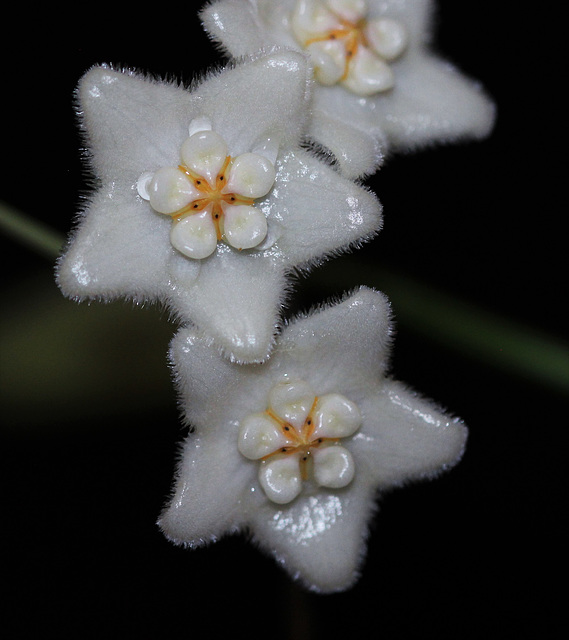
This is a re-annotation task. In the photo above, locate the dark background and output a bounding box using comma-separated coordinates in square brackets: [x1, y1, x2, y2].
[2, 3, 566, 638]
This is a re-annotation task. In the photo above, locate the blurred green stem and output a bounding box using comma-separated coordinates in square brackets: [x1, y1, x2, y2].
[3, 200, 568, 395]
[1, 200, 65, 260]
[310, 264, 569, 395]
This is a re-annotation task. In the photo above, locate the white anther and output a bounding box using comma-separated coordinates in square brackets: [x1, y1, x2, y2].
[365, 18, 408, 60]
[180, 130, 228, 188]
[325, 0, 367, 23]
[307, 40, 346, 86]
[312, 393, 362, 439]
[224, 153, 276, 199]
[251, 137, 280, 166]
[268, 379, 316, 429]
[292, 0, 340, 44]
[342, 46, 394, 95]
[223, 204, 268, 250]
[238, 413, 293, 460]
[136, 171, 154, 200]
[188, 116, 213, 137]
[312, 444, 355, 488]
[169, 208, 218, 259]
[147, 167, 200, 214]
[259, 454, 303, 504]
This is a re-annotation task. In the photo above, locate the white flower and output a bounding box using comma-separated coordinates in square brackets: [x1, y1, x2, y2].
[201, 0, 496, 178]
[56, 51, 382, 363]
[158, 287, 467, 592]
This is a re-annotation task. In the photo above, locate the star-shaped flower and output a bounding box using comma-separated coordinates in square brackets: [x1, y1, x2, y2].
[56, 51, 382, 363]
[158, 287, 467, 592]
[200, 0, 496, 178]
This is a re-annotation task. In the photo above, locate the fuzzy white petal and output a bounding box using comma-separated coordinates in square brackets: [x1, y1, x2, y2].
[353, 378, 468, 486]
[56, 185, 176, 302]
[167, 250, 286, 363]
[158, 430, 254, 546]
[271, 150, 382, 265]
[61, 52, 378, 364]
[201, 0, 496, 177]
[162, 288, 467, 592]
[251, 484, 374, 592]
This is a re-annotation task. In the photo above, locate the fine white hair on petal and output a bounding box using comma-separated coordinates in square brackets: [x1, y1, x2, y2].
[160, 287, 467, 592]
[57, 49, 383, 363]
[200, 0, 496, 178]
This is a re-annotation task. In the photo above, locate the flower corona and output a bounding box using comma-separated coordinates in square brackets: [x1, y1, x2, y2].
[291, 0, 408, 95]
[137, 119, 275, 259]
[238, 378, 361, 503]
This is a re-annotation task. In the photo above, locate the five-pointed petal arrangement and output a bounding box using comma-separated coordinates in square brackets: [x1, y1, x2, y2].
[158, 287, 468, 592]
[56, 51, 382, 363]
[200, 0, 496, 178]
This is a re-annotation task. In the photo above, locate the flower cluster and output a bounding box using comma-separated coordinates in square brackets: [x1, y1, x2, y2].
[57, 0, 493, 592]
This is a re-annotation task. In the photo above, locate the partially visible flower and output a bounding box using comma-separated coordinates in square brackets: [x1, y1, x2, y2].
[56, 51, 382, 363]
[159, 287, 467, 592]
[291, 0, 408, 95]
[201, 0, 496, 178]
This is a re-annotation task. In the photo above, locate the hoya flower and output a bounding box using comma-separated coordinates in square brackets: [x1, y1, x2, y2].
[159, 287, 467, 592]
[200, 0, 496, 178]
[56, 51, 382, 363]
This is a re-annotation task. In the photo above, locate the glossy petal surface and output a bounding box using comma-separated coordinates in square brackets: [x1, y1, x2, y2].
[159, 288, 467, 592]
[201, 0, 496, 178]
[57, 52, 382, 362]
